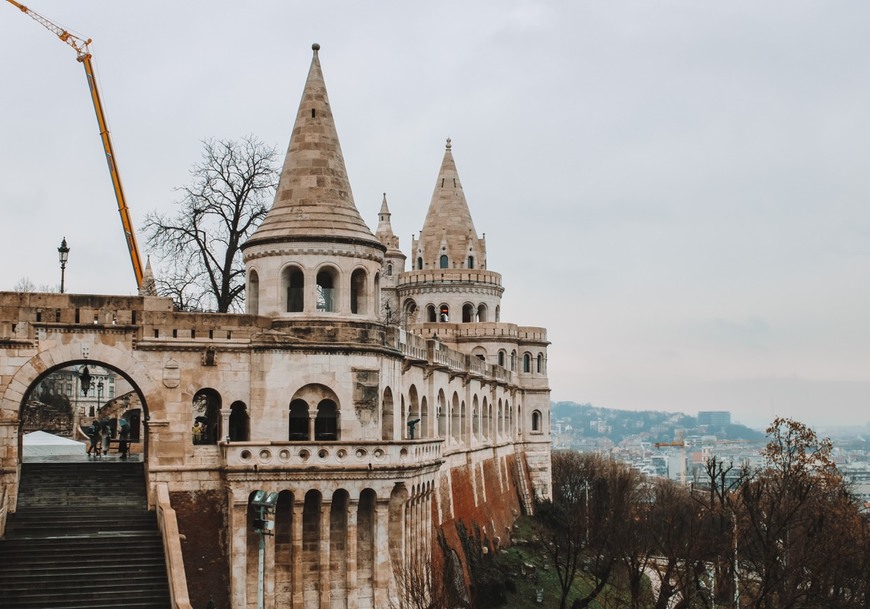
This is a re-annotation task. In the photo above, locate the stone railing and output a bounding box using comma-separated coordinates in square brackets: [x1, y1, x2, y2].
[397, 330, 427, 360]
[155, 484, 194, 609]
[222, 439, 442, 470]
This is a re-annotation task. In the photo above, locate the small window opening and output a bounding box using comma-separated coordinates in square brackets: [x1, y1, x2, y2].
[440, 255, 448, 269]
[417, 257, 423, 270]
[467, 256, 474, 269]
[311, 108, 316, 118]
[440, 305, 449, 323]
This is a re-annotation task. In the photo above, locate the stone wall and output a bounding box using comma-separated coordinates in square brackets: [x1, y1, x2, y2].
[171, 489, 231, 609]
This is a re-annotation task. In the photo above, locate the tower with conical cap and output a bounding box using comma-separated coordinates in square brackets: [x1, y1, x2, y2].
[400, 138, 504, 325]
[242, 43, 386, 320]
[375, 193, 406, 322]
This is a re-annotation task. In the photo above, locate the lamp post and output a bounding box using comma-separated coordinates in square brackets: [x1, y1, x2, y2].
[250, 491, 279, 609]
[97, 380, 104, 412]
[57, 237, 70, 294]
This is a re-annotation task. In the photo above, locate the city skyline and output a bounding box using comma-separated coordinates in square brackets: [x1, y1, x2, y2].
[1, 1, 869, 429]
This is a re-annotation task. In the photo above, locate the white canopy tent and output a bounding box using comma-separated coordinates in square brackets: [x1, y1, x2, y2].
[23, 430, 86, 457]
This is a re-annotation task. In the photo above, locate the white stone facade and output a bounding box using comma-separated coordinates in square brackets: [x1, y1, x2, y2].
[0, 45, 551, 609]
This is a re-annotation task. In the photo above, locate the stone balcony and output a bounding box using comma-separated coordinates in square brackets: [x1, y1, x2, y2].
[221, 439, 443, 474]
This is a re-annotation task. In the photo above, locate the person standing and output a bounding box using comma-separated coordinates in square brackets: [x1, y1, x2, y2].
[118, 421, 130, 460]
[100, 421, 111, 457]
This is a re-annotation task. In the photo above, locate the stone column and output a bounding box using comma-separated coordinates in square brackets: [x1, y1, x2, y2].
[373, 498, 391, 608]
[220, 408, 231, 442]
[308, 407, 316, 441]
[229, 491, 249, 609]
[292, 502, 304, 609]
[320, 501, 331, 608]
[347, 500, 359, 609]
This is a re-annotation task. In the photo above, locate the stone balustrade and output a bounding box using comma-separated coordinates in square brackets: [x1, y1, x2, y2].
[222, 439, 442, 470]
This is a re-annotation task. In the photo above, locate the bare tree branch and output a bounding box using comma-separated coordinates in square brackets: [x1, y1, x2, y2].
[143, 136, 278, 312]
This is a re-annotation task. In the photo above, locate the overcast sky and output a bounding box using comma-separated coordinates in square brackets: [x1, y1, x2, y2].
[2, 1, 869, 430]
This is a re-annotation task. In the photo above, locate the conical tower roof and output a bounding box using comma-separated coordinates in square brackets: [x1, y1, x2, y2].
[245, 44, 382, 250]
[416, 139, 485, 268]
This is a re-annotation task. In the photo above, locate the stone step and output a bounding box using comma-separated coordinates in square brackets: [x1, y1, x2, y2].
[1, 459, 171, 609]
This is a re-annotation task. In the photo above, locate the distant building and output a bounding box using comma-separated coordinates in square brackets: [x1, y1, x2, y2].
[698, 411, 731, 427]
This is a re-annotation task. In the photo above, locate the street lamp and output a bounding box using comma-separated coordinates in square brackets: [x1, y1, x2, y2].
[57, 237, 70, 294]
[251, 490, 279, 609]
[97, 380, 104, 410]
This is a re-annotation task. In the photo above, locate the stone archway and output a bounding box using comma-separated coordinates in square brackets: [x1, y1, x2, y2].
[1, 341, 163, 514]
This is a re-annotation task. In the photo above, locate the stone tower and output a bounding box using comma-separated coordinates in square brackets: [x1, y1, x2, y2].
[403, 138, 504, 325]
[243, 43, 386, 320]
[374, 194, 406, 324]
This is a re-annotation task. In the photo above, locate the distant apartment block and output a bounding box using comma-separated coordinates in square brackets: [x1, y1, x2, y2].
[698, 411, 731, 427]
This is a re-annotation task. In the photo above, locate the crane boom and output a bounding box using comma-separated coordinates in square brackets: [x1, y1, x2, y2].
[7, 0, 144, 288]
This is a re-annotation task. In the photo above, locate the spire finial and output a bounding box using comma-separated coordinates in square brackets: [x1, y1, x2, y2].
[446, 137, 452, 151]
[312, 42, 320, 55]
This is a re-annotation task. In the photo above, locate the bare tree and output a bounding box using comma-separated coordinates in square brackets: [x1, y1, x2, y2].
[143, 136, 278, 312]
[736, 418, 854, 609]
[538, 451, 640, 609]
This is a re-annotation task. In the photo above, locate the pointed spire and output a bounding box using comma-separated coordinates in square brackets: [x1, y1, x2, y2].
[246, 43, 381, 249]
[416, 139, 484, 269]
[139, 255, 158, 297]
[375, 193, 401, 252]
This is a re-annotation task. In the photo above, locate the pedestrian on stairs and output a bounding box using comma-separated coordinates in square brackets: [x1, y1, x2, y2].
[118, 421, 130, 460]
[99, 420, 111, 457]
[86, 419, 100, 458]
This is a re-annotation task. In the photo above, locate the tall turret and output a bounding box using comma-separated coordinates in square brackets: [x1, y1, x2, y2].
[242, 44, 385, 319]
[400, 140, 503, 325]
[375, 194, 406, 323]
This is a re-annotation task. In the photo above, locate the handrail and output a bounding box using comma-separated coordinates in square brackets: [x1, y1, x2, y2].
[155, 483, 194, 609]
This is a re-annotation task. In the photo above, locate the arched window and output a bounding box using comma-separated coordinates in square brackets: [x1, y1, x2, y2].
[381, 388, 394, 441]
[532, 410, 542, 432]
[192, 388, 221, 445]
[315, 400, 338, 440]
[316, 268, 337, 312]
[229, 401, 250, 441]
[439, 304, 449, 323]
[289, 400, 309, 440]
[511, 350, 517, 371]
[523, 352, 531, 373]
[440, 255, 448, 269]
[427, 304, 437, 323]
[404, 299, 418, 324]
[351, 268, 368, 315]
[247, 270, 259, 315]
[477, 303, 487, 322]
[462, 303, 474, 323]
[386, 263, 393, 276]
[417, 257, 423, 270]
[498, 350, 506, 367]
[537, 353, 544, 374]
[285, 267, 304, 312]
[467, 255, 474, 269]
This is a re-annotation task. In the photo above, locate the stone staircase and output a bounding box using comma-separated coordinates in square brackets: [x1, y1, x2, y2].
[0, 461, 172, 609]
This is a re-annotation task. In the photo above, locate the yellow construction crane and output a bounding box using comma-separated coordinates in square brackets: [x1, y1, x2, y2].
[655, 432, 687, 484]
[7, 0, 144, 288]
